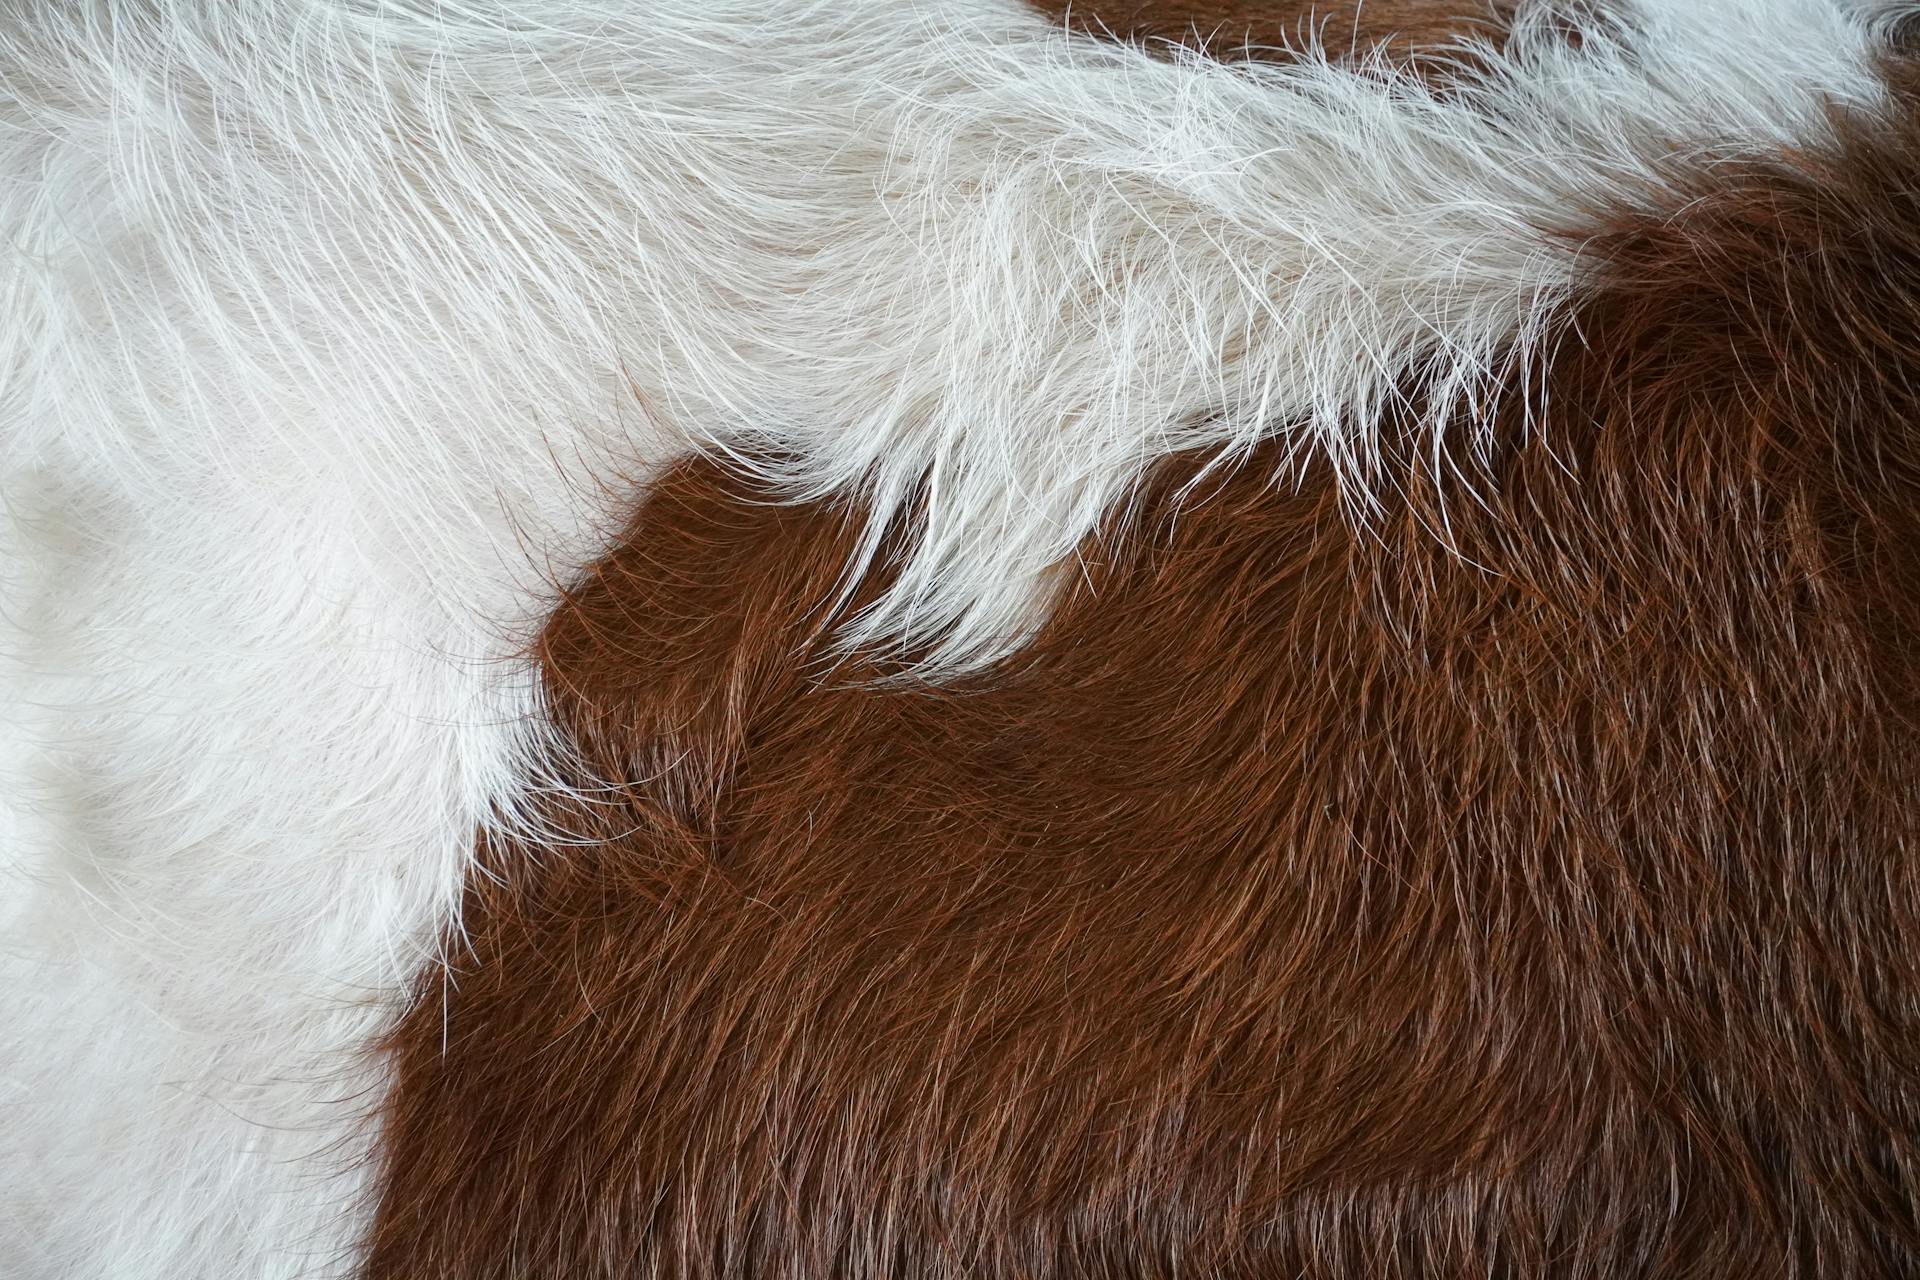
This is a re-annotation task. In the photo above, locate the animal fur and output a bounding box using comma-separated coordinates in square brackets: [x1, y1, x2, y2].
[2, 1, 1917, 1276]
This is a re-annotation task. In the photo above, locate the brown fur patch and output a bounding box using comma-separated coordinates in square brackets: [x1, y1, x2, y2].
[1025, 1, 1517, 66]
[365, 74, 1920, 1280]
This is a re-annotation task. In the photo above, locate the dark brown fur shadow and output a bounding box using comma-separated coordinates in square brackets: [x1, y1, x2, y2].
[1025, 1, 1519, 67]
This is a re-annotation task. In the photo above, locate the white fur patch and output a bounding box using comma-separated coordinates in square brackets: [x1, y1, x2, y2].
[0, 0, 1902, 1274]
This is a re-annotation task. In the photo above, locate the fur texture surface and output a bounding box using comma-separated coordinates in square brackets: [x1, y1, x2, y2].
[1028, 0, 1522, 64]
[2, 0, 1917, 1276]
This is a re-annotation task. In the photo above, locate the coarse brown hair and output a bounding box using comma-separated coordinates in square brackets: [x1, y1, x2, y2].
[1023, 0, 1518, 65]
[364, 38, 1920, 1280]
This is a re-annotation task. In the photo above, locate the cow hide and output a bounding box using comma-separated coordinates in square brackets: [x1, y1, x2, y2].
[2, 1, 1918, 1276]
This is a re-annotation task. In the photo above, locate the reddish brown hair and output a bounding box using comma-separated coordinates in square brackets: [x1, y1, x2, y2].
[366, 53, 1920, 1280]
[1023, 1, 1517, 64]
